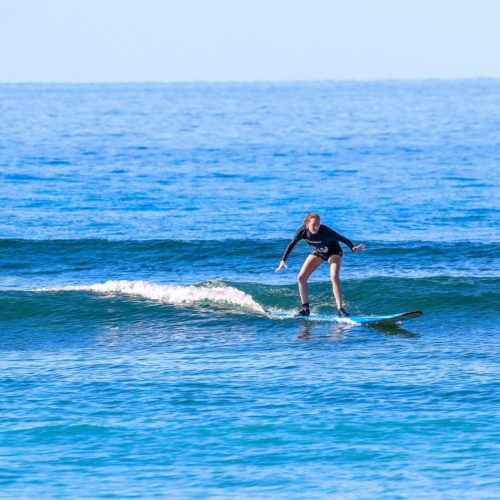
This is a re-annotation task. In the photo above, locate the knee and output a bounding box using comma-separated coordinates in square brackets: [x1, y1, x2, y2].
[298, 273, 308, 284]
[330, 270, 340, 281]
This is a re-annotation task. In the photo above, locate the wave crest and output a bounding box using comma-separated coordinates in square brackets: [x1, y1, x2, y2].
[36, 280, 266, 313]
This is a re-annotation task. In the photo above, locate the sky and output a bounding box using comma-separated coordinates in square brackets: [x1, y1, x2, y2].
[1, 0, 499, 82]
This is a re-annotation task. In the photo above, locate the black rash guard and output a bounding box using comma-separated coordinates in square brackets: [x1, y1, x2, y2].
[281, 224, 355, 262]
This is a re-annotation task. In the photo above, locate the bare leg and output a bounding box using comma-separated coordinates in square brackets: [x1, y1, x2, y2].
[297, 255, 323, 304]
[328, 254, 343, 309]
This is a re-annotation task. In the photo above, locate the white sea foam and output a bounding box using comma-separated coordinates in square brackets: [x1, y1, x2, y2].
[36, 280, 265, 313]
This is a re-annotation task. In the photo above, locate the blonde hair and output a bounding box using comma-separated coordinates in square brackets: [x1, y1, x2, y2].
[304, 212, 320, 225]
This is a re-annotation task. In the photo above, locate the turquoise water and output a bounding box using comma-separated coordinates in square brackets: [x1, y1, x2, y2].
[0, 81, 499, 498]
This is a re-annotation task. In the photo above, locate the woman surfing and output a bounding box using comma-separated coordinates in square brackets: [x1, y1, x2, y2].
[275, 213, 366, 317]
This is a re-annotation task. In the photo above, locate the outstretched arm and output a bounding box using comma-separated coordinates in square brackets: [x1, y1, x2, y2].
[326, 227, 365, 253]
[275, 226, 304, 272]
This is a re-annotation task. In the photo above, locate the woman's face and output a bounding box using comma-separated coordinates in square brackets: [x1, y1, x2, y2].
[307, 218, 320, 234]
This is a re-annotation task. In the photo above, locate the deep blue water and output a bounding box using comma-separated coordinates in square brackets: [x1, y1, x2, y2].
[0, 81, 499, 498]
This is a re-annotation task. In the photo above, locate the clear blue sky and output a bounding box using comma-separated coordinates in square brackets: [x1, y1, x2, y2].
[1, 0, 499, 82]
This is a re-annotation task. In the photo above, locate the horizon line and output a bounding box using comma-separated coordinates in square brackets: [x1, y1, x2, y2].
[1, 76, 499, 85]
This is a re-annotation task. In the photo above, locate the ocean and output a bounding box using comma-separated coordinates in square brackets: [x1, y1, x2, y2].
[0, 81, 499, 498]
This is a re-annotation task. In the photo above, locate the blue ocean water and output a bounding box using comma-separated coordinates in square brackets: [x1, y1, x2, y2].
[0, 81, 499, 498]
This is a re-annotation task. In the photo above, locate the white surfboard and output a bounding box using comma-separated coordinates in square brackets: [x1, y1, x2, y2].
[269, 310, 423, 325]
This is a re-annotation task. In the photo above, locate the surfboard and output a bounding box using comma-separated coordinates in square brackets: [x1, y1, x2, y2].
[269, 310, 423, 325]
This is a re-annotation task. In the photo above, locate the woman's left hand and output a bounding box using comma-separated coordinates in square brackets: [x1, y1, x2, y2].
[352, 244, 366, 252]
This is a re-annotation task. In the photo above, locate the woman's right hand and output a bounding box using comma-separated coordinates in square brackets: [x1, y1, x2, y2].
[275, 260, 288, 273]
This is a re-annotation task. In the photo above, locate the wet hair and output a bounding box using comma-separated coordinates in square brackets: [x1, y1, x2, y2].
[304, 212, 320, 225]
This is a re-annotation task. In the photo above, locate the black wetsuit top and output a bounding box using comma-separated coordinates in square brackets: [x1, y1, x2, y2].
[281, 224, 355, 262]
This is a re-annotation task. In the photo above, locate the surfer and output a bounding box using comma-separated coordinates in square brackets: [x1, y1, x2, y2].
[275, 213, 366, 317]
